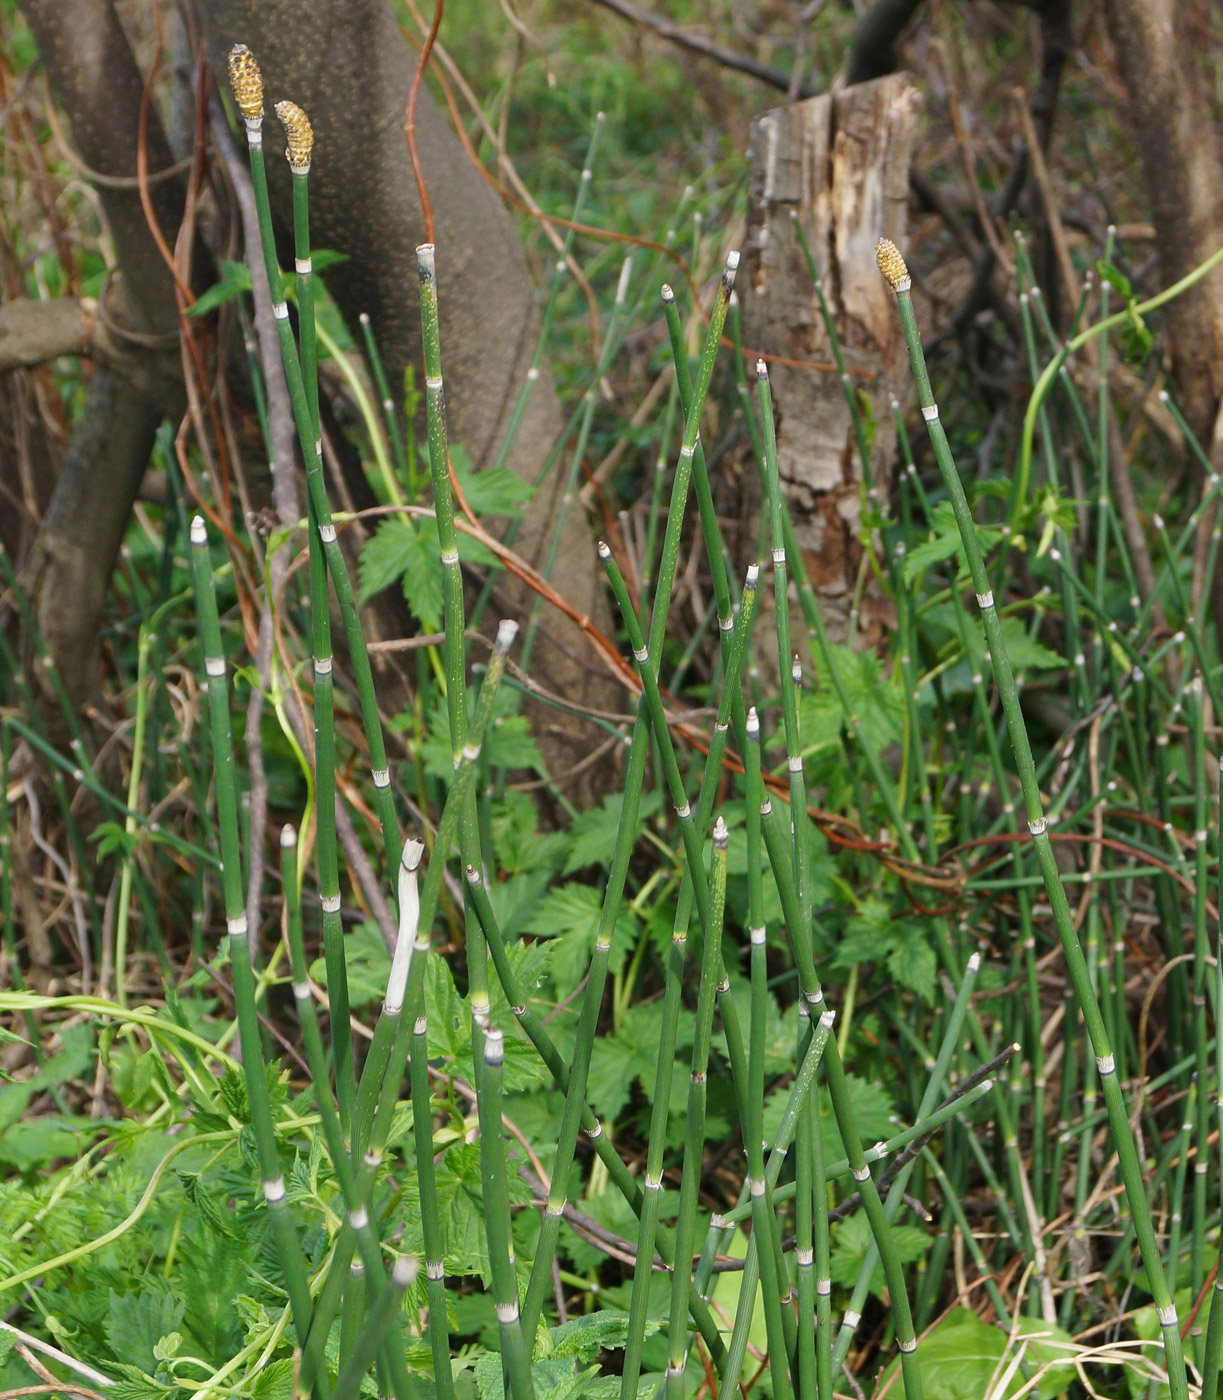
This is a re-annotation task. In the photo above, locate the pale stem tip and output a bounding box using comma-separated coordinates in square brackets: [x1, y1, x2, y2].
[190, 515, 207, 545]
[726, 249, 741, 272]
[401, 837, 424, 872]
[280, 824, 298, 848]
[495, 619, 519, 650]
[359, 312, 370, 325]
[713, 816, 728, 845]
[597, 540, 612, 558]
[595, 110, 606, 122]
[746, 562, 760, 583]
[391, 1256, 417, 1287]
[465, 863, 480, 883]
[661, 283, 675, 302]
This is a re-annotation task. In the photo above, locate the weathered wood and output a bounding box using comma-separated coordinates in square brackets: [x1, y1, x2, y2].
[737, 74, 920, 643]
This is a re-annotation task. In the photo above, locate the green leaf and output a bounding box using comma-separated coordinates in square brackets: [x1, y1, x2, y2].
[829, 1212, 928, 1299]
[1095, 259, 1134, 301]
[178, 1230, 245, 1363]
[311, 248, 349, 272]
[185, 259, 251, 318]
[521, 883, 640, 987]
[963, 614, 1064, 673]
[104, 1282, 185, 1376]
[564, 791, 662, 873]
[251, 1358, 297, 1399]
[902, 501, 1002, 585]
[886, 930, 937, 1004]
[309, 920, 390, 1009]
[89, 820, 138, 861]
[884, 1305, 1076, 1399]
[451, 444, 535, 519]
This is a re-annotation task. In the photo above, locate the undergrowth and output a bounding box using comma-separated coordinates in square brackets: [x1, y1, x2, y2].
[3, 12, 1223, 1400]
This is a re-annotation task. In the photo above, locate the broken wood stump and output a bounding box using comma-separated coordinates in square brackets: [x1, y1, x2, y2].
[733, 73, 921, 646]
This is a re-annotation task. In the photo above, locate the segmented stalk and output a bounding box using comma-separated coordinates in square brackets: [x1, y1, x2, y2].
[477, 1028, 537, 1400]
[230, 47, 401, 881]
[878, 236, 1189, 1400]
[519, 252, 741, 1342]
[416, 242, 492, 1087]
[665, 819, 730, 1400]
[281, 830, 415, 1400]
[189, 517, 320, 1383]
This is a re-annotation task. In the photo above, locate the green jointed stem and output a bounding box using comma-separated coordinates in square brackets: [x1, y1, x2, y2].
[232, 51, 401, 883]
[332, 1256, 416, 1400]
[666, 821, 731, 1400]
[189, 517, 321, 1388]
[744, 712, 797, 1400]
[411, 1011, 456, 1400]
[877, 236, 1189, 1400]
[415, 241, 493, 1081]
[304, 622, 516, 1387]
[281, 827, 414, 1400]
[463, 863, 729, 1367]
[519, 251, 741, 1343]
[617, 562, 758, 1400]
[273, 104, 377, 1137]
[477, 1029, 537, 1400]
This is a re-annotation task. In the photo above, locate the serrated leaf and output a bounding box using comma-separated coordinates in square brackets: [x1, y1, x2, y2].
[104, 1282, 185, 1376]
[89, 820, 138, 861]
[177, 1171, 236, 1237]
[887, 932, 937, 1004]
[549, 1309, 657, 1361]
[521, 884, 639, 986]
[218, 1066, 248, 1122]
[902, 501, 1002, 585]
[451, 444, 535, 519]
[251, 1358, 297, 1399]
[829, 1211, 928, 1298]
[309, 920, 390, 1008]
[963, 614, 1064, 673]
[564, 792, 662, 874]
[178, 1231, 245, 1363]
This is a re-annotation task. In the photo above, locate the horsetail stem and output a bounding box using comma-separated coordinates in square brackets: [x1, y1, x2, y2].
[666, 819, 730, 1400]
[331, 1255, 417, 1400]
[477, 1029, 537, 1400]
[415, 241, 492, 1080]
[189, 517, 320, 1383]
[280, 827, 414, 1400]
[878, 234, 1189, 1400]
[231, 47, 401, 883]
[519, 251, 741, 1343]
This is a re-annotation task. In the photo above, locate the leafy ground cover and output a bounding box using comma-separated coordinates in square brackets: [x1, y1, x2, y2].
[3, 4, 1223, 1400]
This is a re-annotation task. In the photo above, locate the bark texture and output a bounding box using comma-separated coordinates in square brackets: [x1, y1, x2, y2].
[1103, 0, 1223, 442]
[735, 74, 920, 642]
[196, 1, 618, 796]
[16, 0, 185, 726]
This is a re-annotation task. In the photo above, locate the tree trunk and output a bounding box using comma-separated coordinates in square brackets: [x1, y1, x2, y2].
[734, 73, 921, 645]
[1103, 0, 1223, 442]
[15, 0, 186, 731]
[195, 0, 618, 799]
